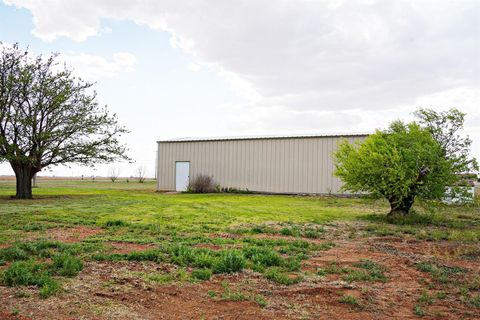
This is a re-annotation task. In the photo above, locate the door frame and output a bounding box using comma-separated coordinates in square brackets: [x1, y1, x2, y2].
[175, 161, 190, 192]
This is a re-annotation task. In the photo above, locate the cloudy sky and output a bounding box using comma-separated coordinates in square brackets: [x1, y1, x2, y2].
[1, 0, 479, 178]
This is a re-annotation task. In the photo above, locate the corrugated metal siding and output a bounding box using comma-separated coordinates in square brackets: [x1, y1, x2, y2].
[157, 135, 366, 194]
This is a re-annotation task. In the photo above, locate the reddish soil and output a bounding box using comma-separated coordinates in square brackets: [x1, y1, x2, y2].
[0, 311, 31, 320]
[39, 226, 103, 243]
[0, 224, 478, 319]
[108, 242, 156, 254]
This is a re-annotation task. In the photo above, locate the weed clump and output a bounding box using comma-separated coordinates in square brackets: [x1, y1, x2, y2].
[169, 245, 197, 266]
[303, 227, 325, 239]
[39, 278, 61, 298]
[126, 249, 164, 263]
[471, 295, 480, 308]
[416, 262, 464, 283]
[0, 246, 29, 261]
[52, 254, 83, 277]
[263, 267, 302, 285]
[192, 269, 213, 280]
[2, 261, 60, 298]
[192, 252, 217, 269]
[280, 227, 300, 237]
[104, 220, 129, 227]
[339, 294, 359, 307]
[3, 260, 44, 286]
[317, 259, 387, 283]
[243, 246, 282, 271]
[213, 251, 245, 273]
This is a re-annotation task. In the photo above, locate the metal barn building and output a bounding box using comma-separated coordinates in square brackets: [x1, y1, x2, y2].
[156, 134, 367, 194]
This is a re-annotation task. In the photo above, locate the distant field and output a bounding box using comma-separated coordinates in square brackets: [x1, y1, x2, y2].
[0, 180, 479, 319]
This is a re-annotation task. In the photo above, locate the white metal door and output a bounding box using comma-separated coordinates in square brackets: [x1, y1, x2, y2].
[175, 162, 190, 192]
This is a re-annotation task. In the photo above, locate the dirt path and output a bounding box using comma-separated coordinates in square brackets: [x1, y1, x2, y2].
[0, 223, 478, 319]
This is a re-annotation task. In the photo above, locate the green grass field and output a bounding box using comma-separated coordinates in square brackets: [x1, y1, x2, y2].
[0, 179, 478, 244]
[0, 179, 479, 319]
[0, 179, 387, 241]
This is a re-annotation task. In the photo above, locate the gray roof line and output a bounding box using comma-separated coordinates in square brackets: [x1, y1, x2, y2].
[157, 132, 370, 143]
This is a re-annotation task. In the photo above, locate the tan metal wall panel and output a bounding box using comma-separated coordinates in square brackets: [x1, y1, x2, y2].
[157, 135, 366, 194]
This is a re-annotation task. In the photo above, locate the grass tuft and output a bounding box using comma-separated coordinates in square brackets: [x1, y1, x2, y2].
[2, 260, 60, 298]
[52, 253, 83, 277]
[213, 251, 245, 273]
[104, 219, 129, 227]
[263, 267, 302, 285]
[192, 268, 213, 281]
[339, 294, 359, 307]
[416, 262, 464, 283]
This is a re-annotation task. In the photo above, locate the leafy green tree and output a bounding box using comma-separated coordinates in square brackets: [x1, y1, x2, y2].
[0, 43, 129, 199]
[414, 108, 478, 174]
[334, 121, 453, 215]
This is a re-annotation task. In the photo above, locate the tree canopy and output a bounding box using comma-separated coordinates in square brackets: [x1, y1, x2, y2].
[0, 43, 129, 199]
[415, 108, 478, 174]
[334, 109, 477, 215]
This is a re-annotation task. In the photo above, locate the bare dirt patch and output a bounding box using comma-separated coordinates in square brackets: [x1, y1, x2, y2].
[1, 224, 479, 319]
[0, 310, 31, 320]
[108, 242, 156, 254]
[0, 261, 281, 319]
[39, 226, 103, 243]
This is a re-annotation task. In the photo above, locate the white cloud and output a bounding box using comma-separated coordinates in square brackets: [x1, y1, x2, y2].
[3, 0, 480, 158]
[59, 51, 136, 79]
[187, 63, 201, 72]
[5, 0, 479, 109]
[1, 41, 136, 79]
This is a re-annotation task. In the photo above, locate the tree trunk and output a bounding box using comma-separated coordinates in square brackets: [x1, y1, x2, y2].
[32, 173, 37, 188]
[388, 195, 415, 216]
[11, 164, 35, 199]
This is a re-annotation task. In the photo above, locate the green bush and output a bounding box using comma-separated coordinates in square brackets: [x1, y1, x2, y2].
[22, 239, 60, 255]
[282, 257, 302, 272]
[263, 267, 301, 285]
[250, 225, 274, 234]
[192, 269, 212, 280]
[303, 227, 324, 239]
[416, 262, 464, 283]
[343, 269, 372, 283]
[254, 294, 268, 308]
[3, 260, 43, 286]
[2, 260, 59, 298]
[39, 277, 61, 298]
[0, 240, 78, 262]
[104, 219, 129, 227]
[280, 227, 299, 237]
[193, 252, 217, 269]
[0, 246, 29, 261]
[414, 304, 425, 316]
[243, 246, 282, 270]
[187, 174, 218, 193]
[169, 245, 197, 266]
[339, 294, 359, 307]
[213, 251, 245, 273]
[126, 249, 164, 263]
[52, 254, 83, 277]
[471, 295, 480, 308]
[350, 259, 387, 282]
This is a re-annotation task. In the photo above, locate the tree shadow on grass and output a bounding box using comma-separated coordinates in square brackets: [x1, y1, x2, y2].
[0, 194, 95, 203]
[360, 211, 455, 227]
